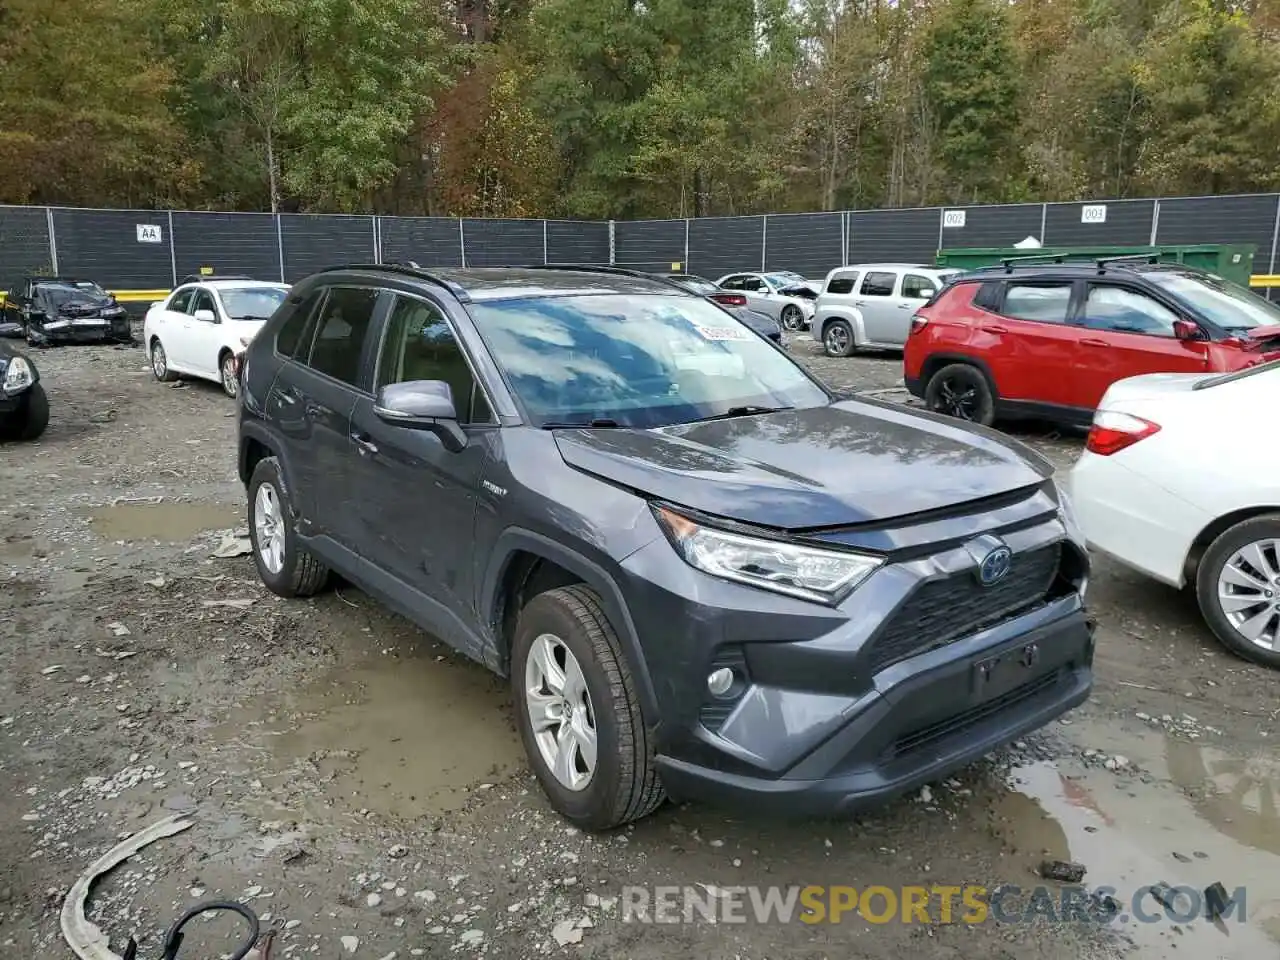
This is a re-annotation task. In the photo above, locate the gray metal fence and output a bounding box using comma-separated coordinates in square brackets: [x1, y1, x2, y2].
[3, 194, 1279, 292]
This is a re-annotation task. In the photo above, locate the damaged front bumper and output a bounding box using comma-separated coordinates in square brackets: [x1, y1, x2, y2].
[30, 314, 133, 344]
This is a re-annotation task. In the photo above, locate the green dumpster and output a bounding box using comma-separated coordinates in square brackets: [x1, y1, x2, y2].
[935, 243, 1256, 288]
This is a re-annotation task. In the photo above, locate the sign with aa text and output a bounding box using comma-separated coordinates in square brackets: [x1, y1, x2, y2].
[136, 224, 163, 244]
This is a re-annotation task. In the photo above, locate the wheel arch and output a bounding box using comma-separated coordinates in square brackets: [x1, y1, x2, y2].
[1183, 505, 1280, 587]
[919, 352, 999, 396]
[815, 307, 865, 346]
[482, 529, 659, 723]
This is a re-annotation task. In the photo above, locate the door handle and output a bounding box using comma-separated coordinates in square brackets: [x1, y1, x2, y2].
[980, 325, 1008, 334]
[350, 432, 378, 456]
[274, 387, 299, 406]
[1081, 338, 1110, 348]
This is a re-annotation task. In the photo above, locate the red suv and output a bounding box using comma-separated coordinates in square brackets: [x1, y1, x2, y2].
[903, 259, 1280, 426]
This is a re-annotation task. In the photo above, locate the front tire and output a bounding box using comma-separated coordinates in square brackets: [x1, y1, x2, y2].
[924, 362, 996, 426]
[1195, 515, 1280, 669]
[0, 384, 49, 442]
[151, 339, 177, 382]
[512, 585, 665, 830]
[247, 456, 330, 598]
[822, 319, 856, 357]
[780, 305, 804, 331]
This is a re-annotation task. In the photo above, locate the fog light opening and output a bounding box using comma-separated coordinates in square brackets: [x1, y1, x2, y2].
[707, 667, 736, 698]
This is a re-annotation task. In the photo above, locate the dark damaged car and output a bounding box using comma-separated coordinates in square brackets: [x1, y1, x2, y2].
[236, 264, 1094, 830]
[5, 277, 132, 346]
[0, 341, 49, 441]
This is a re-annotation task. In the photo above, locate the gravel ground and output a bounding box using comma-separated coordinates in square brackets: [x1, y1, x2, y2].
[1, 331, 1278, 960]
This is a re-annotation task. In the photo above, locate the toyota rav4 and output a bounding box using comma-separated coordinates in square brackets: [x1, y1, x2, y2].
[236, 264, 1094, 830]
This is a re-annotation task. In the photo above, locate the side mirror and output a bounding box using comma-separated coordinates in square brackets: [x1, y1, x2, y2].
[374, 380, 467, 452]
[193, 308, 217, 323]
[1172, 319, 1204, 341]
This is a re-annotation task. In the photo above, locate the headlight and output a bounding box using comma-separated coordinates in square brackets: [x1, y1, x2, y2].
[2, 356, 33, 394]
[653, 505, 882, 604]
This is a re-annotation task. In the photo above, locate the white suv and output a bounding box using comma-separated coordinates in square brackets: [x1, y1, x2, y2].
[814, 264, 959, 356]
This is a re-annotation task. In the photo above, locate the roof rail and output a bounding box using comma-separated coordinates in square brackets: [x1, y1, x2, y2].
[1095, 254, 1160, 273]
[540, 263, 695, 293]
[317, 262, 471, 301]
[999, 254, 1067, 271]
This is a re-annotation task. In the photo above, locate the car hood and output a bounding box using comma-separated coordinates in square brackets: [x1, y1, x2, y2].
[552, 401, 1048, 530]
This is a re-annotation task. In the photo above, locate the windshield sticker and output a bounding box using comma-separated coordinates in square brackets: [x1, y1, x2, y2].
[693, 325, 752, 342]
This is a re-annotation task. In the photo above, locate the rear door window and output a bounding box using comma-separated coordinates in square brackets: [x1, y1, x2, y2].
[859, 272, 896, 297]
[276, 290, 326, 358]
[167, 288, 195, 314]
[303, 286, 381, 387]
[1001, 283, 1073, 324]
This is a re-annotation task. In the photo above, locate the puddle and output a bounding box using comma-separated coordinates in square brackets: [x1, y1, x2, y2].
[86, 501, 243, 542]
[993, 739, 1280, 957]
[223, 650, 521, 819]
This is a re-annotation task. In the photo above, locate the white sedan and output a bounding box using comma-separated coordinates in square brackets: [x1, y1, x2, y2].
[143, 279, 290, 397]
[1068, 359, 1280, 668]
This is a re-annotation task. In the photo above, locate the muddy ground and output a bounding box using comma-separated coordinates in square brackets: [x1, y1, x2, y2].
[1, 331, 1277, 960]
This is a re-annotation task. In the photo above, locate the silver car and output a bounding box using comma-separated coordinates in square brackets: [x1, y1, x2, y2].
[714, 271, 819, 331]
[813, 264, 960, 356]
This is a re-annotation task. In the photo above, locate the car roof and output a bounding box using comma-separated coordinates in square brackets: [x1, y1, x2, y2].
[314, 265, 693, 303]
[179, 279, 289, 290]
[836, 263, 937, 271]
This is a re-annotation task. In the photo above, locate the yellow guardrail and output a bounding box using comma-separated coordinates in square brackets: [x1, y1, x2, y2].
[0, 289, 170, 306]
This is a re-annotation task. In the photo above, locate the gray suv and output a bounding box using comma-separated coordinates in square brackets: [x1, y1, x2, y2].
[236, 264, 1094, 830]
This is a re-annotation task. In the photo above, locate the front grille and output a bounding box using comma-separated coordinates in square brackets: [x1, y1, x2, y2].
[866, 543, 1062, 673]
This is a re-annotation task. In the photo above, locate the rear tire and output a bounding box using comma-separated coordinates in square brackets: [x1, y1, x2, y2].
[511, 585, 665, 830]
[924, 362, 996, 426]
[247, 456, 329, 598]
[822, 319, 856, 357]
[1195, 515, 1280, 669]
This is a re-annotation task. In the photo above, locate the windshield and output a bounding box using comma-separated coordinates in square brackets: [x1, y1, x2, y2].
[218, 287, 288, 321]
[1145, 271, 1280, 333]
[467, 294, 829, 428]
[39, 283, 102, 306]
[766, 272, 809, 288]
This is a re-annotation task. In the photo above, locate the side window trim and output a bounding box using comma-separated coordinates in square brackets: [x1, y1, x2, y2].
[374, 290, 499, 425]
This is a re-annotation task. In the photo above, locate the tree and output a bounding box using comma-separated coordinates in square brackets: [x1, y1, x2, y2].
[0, 0, 193, 206]
[1134, 0, 1280, 195]
[922, 0, 1024, 203]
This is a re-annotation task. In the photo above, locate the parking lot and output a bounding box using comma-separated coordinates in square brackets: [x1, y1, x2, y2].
[2, 334, 1278, 960]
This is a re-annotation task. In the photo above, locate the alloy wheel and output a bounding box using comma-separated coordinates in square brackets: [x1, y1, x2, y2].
[1216, 538, 1280, 651]
[221, 355, 239, 398]
[254, 482, 286, 575]
[524, 633, 597, 792]
[781, 306, 803, 331]
[824, 325, 850, 355]
[152, 343, 167, 379]
[937, 377, 978, 420]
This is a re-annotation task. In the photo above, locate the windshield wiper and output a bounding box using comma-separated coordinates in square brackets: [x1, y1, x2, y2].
[692, 405, 792, 423]
[232, 315, 271, 321]
[540, 418, 621, 429]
